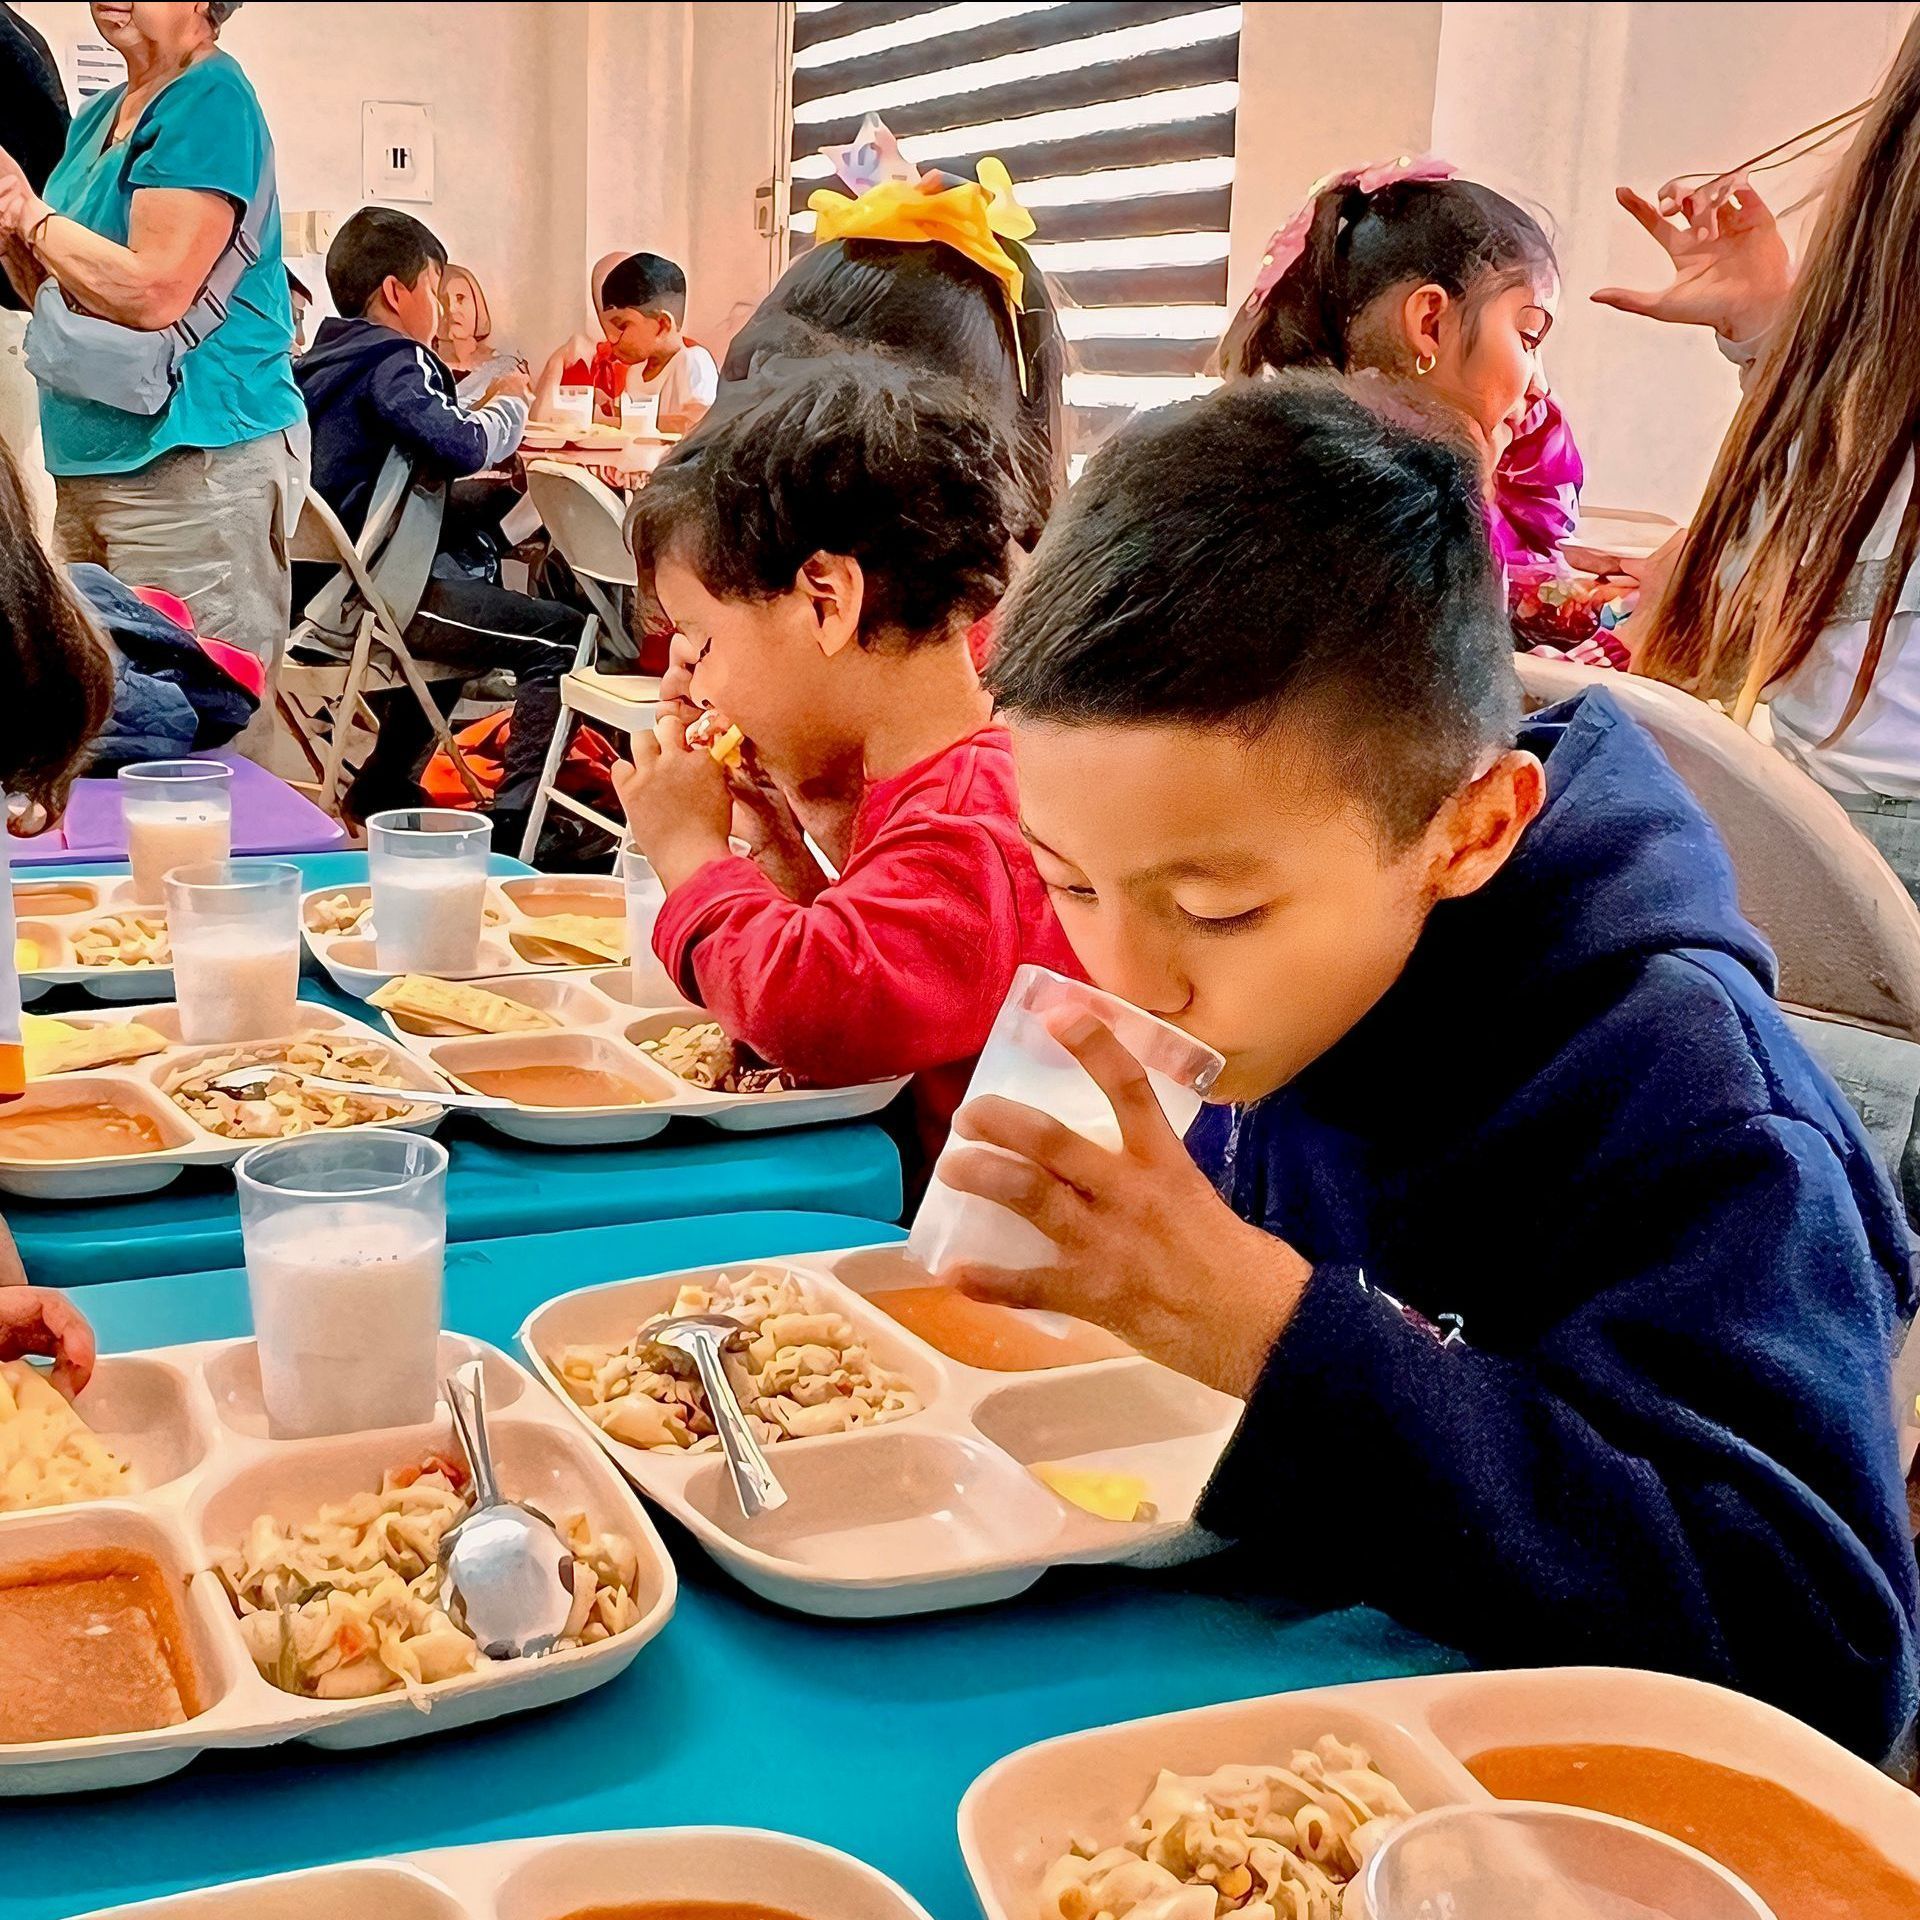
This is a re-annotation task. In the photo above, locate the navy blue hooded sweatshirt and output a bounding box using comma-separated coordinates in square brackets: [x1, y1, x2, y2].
[1193, 691, 1920, 1763]
[295, 315, 526, 537]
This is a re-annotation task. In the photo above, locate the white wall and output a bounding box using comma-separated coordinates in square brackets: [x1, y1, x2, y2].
[17, 0, 1908, 515]
[16, 0, 782, 360]
[1431, 0, 1915, 518]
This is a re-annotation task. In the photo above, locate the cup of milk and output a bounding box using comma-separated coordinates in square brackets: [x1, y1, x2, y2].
[620, 845, 681, 1004]
[119, 760, 233, 905]
[165, 860, 301, 1044]
[366, 808, 492, 975]
[236, 1129, 448, 1438]
[619, 390, 660, 437]
[909, 965, 1224, 1275]
[552, 384, 595, 434]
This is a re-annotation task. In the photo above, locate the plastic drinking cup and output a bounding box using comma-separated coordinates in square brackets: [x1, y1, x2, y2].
[165, 860, 301, 1044]
[908, 965, 1224, 1274]
[1358, 1803, 1776, 1920]
[236, 1129, 448, 1439]
[367, 808, 492, 974]
[119, 760, 233, 905]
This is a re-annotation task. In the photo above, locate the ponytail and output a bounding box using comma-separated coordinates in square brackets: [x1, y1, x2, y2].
[1226, 175, 1555, 380]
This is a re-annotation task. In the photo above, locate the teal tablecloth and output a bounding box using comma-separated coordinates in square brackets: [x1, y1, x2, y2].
[9, 854, 903, 1284]
[13, 1210, 1463, 1920]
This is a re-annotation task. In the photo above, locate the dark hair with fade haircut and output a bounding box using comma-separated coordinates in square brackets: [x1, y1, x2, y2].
[601, 252, 688, 326]
[630, 352, 1017, 647]
[987, 371, 1520, 847]
[326, 205, 447, 318]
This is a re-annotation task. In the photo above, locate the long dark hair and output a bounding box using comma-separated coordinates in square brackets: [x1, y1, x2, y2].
[1227, 178, 1555, 379]
[0, 443, 113, 830]
[1635, 14, 1920, 732]
[723, 235, 1065, 544]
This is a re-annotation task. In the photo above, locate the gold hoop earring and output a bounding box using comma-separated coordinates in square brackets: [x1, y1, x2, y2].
[1414, 353, 1436, 376]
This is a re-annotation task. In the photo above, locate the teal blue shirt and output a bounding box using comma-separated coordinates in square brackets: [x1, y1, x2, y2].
[38, 50, 304, 477]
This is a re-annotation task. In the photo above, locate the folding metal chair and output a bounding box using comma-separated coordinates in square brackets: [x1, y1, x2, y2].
[273, 452, 485, 816]
[517, 460, 661, 859]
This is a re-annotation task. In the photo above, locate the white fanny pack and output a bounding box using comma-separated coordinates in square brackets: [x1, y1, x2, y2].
[25, 119, 276, 417]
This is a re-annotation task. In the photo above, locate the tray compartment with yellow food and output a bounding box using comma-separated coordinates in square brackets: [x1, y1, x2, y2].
[8, 875, 183, 1002]
[0, 1331, 674, 1796]
[301, 875, 628, 1000]
[370, 966, 907, 1144]
[521, 1242, 1243, 1618]
[0, 1002, 451, 1202]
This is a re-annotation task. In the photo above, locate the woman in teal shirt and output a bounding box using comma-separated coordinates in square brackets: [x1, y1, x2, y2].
[0, 1, 303, 670]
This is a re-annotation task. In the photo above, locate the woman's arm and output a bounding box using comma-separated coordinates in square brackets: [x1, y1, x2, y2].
[0, 229, 45, 306]
[11, 174, 235, 332]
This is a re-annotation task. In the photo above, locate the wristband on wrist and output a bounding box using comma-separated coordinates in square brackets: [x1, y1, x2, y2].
[25, 206, 55, 250]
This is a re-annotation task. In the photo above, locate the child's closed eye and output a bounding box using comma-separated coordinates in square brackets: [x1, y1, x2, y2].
[1043, 879, 1099, 907]
[1178, 902, 1272, 936]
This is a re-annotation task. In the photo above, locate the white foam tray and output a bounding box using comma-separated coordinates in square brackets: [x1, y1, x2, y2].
[0, 1333, 678, 1796]
[521, 1242, 1243, 1619]
[378, 967, 909, 1144]
[302, 876, 629, 999]
[960, 1665, 1920, 1920]
[76, 1826, 931, 1919]
[14, 873, 178, 1001]
[0, 1000, 451, 1200]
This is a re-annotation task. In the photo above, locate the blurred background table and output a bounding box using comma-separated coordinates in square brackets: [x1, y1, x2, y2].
[11, 1208, 1462, 1920]
[7, 852, 904, 1285]
[11, 752, 347, 866]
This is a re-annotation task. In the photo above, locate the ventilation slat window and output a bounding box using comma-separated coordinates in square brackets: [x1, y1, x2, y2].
[786, 0, 1239, 467]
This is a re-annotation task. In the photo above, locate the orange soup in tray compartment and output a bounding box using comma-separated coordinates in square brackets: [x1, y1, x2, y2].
[1429, 1666, 1920, 1920]
[429, 1032, 681, 1145]
[0, 1076, 196, 1199]
[0, 1332, 676, 1797]
[380, 983, 907, 1143]
[521, 1245, 1244, 1618]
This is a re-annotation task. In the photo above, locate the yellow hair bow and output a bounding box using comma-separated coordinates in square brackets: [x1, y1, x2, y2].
[807, 158, 1033, 317]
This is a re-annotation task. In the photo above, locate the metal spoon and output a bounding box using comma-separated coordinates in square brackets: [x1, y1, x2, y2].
[204, 1064, 513, 1111]
[436, 1359, 577, 1659]
[646, 1311, 788, 1518]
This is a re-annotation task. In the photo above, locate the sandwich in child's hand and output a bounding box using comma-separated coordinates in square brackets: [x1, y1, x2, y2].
[684, 709, 746, 770]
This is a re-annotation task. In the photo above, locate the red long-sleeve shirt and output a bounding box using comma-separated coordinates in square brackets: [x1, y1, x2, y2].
[653, 727, 1081, 1172]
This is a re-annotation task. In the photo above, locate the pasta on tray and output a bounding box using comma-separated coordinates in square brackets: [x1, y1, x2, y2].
[551, 1267, 922, 1449]
[1042, 1737, 1412, 1920]
[163, 1034, 420, 1140]
[217, 1453, 645, 1698]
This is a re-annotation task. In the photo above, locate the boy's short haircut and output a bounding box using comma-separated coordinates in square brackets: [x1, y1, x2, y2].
[987, 372, 1521, 846]
[326, 206, 447, 319]
[601, 252, 689, 327]
[630, 353, 1017, 645]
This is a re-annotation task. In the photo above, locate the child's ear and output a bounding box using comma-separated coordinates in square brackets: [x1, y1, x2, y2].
[794, 553, 863, 658]
[1428, 749, 1545, 903]
[1400, 283, 1450, 364]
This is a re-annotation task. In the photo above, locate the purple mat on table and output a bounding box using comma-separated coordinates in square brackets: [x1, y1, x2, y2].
[12, 751, 346, 866]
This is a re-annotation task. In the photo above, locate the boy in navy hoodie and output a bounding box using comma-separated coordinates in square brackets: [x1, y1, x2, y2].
[296, 207, 582, 834]
[938, 373, 1920, 1763]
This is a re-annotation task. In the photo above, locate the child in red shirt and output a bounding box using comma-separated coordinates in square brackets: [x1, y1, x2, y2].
[612, 355, 1077, 1177]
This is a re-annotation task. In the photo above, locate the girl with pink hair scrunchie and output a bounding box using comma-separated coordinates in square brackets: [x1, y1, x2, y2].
[1223, 161, 1581, 568]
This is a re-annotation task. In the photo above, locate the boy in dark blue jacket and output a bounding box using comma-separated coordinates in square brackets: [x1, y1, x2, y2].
[296, 206, 581, 835]
[939, 374, 1920, 1763]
